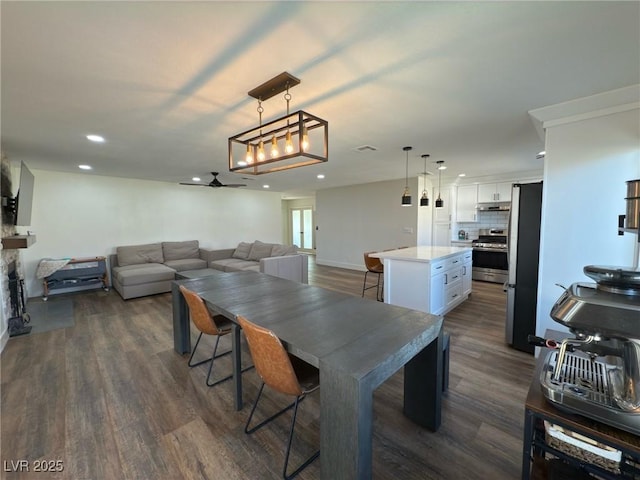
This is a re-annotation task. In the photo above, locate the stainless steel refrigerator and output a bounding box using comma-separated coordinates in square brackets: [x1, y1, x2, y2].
[505, 182, 543, 354]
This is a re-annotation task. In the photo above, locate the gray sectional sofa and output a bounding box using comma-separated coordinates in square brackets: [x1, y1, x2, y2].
[206, 240, 308, 283]
[109, 240, 208, 300]
[109, 239, 307, 300]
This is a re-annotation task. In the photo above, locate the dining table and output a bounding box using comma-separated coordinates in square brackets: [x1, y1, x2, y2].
[172, 270, 443, 480]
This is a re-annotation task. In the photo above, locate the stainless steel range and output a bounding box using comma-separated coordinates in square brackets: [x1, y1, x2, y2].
[539, 265, 640, 435]
[472, 228, 508, 283]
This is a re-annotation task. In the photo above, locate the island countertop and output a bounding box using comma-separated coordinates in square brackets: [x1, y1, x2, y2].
[370, 246, 472, 263]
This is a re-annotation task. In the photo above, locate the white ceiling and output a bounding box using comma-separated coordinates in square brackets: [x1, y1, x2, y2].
[2, 1, 639, 197]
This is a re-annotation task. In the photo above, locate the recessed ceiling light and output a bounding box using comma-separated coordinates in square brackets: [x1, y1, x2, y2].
[86, 134, 105, 143]
[317, 174, 325, 179]
[263, 185, 270, 189]
[438, 165, 447, 170]
[192, 177, 201, 182]
[458, 173, 466, 177]
[538, 150, 546, 156]
[78, 165, 92, 170]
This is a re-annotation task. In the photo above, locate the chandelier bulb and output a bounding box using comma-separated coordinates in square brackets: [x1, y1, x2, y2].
[285, 130, 294, 154]
[257, 140, 265, 162]
[270, 135, 279, 158]
[245, 144, 254, 164]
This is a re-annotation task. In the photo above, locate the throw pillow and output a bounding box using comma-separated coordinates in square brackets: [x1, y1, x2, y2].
[248, 240, 274, 261]
[162, 240, 199, 260]
[271, 244, 297, 257]
[232, 242, 253, 259]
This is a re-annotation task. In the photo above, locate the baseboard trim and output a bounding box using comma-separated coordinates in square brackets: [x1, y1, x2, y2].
[315, 258, 364, 271]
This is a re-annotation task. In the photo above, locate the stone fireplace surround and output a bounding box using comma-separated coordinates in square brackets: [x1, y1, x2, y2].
[1, 152, 25, 351]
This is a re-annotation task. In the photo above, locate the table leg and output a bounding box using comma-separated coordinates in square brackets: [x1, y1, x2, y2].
[403, 329, 442, 431]
[232, 323, 243, 411]
[320, 364, 372, 480]
[172, 282, 191, 354]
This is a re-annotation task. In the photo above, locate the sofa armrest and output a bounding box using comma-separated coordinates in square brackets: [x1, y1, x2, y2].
[260, 254, 308, 284]
[200, 248, 235, 263]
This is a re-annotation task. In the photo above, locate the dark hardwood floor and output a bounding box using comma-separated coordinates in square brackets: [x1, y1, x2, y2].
[1, 258, 536, 479]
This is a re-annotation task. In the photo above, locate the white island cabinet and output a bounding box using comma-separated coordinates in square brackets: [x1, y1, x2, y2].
[371, 246, 472, 315]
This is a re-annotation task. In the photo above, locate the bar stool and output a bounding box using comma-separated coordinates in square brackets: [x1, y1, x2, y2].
[362, 252, 383, 301]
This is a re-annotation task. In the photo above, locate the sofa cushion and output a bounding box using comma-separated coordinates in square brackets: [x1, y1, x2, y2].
[117, 243, 164, 267]
[228, 263, 260, 273]
[232, 241, 253, 260]
[113, 263, 175, 286]
[271, 244, 298, 256]
[164, 258, 207, 272]
[210, 258, 257, 272]
[162, 240, 200, 261]
[248, 240, 274, 261]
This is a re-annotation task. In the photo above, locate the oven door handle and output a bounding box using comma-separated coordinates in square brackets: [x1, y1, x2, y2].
[472, 247, 507, 253]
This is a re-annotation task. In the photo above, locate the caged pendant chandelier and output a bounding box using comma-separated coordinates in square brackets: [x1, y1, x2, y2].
[228, 72, 328, 175]
[401, 146, 413, 206]
[420, 154, 430, 207]
[435, 160, 446, 208]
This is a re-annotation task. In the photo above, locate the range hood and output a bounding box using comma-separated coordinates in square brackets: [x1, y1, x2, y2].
[477, 203, 510, 211]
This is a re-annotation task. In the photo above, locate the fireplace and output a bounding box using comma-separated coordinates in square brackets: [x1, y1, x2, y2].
[6, 260, 30, 336]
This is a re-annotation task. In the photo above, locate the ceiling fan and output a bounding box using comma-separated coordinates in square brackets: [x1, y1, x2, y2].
[179, 172, 247, 188]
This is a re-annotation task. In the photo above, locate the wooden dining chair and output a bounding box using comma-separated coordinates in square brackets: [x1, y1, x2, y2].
[238, 315, 320, 480]
[362, 252, 384, 301]
[179, 285, 235, 387]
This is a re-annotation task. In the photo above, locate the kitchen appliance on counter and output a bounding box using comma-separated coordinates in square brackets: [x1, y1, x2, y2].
[538, 265, 640, 436]
[506, 182, 543, 353]
[472, 228, 508, 283]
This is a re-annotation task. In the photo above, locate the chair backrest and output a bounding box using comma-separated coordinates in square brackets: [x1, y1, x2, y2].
[363, 252, 383, 272]
[179, 285, 223, 335]
[237, 315, 303, 397]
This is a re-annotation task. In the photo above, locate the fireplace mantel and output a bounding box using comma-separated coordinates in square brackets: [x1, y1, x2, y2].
[1, 235, 36, 249]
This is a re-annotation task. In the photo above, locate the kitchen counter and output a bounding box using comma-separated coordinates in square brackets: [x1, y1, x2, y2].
[371, 246, 472, 315]
[370, 246, 471, 263]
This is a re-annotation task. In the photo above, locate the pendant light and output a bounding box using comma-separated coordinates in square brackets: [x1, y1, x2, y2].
[420, 154, 430, 207]
[435, 160, 445, 208]
[401, 146, 413, 206]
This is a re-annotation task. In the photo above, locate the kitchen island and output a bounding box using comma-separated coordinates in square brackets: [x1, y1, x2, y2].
[371, 246, 472, 315]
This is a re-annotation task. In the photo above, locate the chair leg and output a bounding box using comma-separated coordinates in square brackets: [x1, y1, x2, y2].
[187, 332, 236, 386]
[245, 383, 298, 434]
[361, 271, 369, 297]
[283, 396, 320, 480]
[376, 272, 383, 302]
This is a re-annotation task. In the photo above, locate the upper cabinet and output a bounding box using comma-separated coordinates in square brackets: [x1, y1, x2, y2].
[456, 185, 478, 222]
[477, 182, 513, 203]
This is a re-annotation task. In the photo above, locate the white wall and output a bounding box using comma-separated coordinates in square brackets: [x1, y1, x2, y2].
[316, 178, 419, 270]
[18, 169, 284, 297]
[537, 107, 640, 337]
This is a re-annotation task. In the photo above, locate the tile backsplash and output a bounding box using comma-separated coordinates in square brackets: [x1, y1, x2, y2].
[455, 210, 509, 240]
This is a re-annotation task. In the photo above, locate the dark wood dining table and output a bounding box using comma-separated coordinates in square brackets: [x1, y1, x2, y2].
[172, 271, 443, 480]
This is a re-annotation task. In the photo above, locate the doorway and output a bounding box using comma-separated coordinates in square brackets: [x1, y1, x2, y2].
[290, 207, 314, 253]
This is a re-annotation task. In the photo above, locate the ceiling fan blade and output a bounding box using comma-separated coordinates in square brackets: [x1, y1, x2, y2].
[179, 182, 209, 186]
[222, 183, 247, 188]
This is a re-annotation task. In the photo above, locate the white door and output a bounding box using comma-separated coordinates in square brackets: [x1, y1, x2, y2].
[291, 207, 314, 252]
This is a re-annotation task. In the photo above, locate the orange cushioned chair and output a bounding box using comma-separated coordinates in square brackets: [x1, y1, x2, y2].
[362, 252, 384, 301]
[238, 315, 320, 480]
[179, 285, 237, 387]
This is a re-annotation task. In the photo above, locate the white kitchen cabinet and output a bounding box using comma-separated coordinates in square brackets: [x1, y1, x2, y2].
[456, 184, 478, 222]
[461, 250, 472, 296]
[372, 247, 472, 316]
[433, 222, 451, 247]
[478, 182, 513, 203]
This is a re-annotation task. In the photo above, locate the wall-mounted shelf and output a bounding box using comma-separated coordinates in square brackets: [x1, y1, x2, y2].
[1, 235, 36, 249]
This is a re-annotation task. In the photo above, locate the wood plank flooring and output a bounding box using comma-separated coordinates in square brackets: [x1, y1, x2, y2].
[1, 258, 536, 479]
